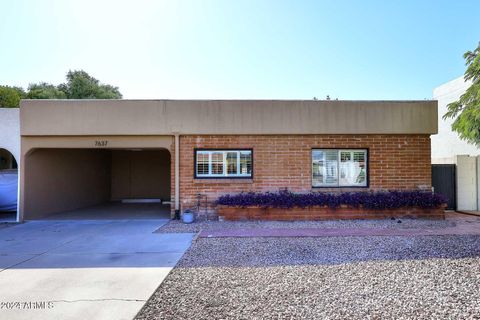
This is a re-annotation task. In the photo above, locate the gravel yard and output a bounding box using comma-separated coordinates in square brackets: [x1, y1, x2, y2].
[137, 234, 480, 319]
[155, 217, 458, 233]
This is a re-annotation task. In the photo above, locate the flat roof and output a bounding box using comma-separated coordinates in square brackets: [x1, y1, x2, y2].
[20, 99, 438, 136]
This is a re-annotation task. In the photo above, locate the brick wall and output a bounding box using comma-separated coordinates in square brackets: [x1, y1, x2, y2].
[178, 135, 431, 218]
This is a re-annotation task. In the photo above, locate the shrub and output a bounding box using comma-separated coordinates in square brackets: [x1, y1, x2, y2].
[215, 190, 447, 210]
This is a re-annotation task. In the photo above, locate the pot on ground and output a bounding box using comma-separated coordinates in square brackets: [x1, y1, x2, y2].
[182, 210, 195, 224]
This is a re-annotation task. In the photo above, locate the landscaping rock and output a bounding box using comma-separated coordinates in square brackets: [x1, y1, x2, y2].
[137, 235, 480, 319]
[155, 218, 456, 233]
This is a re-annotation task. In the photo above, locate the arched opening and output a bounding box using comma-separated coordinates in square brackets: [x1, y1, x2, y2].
[23, 148, 171, 220]
[0, 148, 17, 170]
[0, 148, 18, 221]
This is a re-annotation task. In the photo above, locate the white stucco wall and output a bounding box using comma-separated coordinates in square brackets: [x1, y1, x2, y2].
[455, 155, 477, 210]
[432, 76, 477, 163]
[0, 108, 20, 164]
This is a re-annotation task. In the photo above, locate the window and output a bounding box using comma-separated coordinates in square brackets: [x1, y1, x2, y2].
[195, 150, 252, 178]
[211, 152, 224, 174]
[196, 153, 209, 175]
[312, 149, 367, 187]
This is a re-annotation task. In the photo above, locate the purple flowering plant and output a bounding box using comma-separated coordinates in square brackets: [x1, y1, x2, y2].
[216, 190, 447, 210]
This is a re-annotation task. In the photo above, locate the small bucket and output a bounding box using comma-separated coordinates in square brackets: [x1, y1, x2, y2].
[182, 210, 195, 224]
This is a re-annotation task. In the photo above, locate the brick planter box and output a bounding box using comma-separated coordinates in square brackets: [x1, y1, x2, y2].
[217, 205, 446, 221]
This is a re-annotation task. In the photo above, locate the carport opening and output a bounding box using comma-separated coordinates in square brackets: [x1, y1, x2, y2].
[0, 148, 18, 222]
[23, 148, 171, 220]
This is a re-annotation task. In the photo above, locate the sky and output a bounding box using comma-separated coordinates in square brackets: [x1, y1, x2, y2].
[0, 0, 479, 100]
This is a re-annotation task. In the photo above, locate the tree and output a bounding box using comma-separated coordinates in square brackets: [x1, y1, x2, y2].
[443, 42, 480, 145]
[27, 82, 66, 99]
[0, 86, 25, 108]
[0, 70, 122, 107]
[60, 70, 122, 99]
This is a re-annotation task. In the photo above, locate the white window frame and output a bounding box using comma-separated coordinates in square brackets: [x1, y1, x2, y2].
[312, 149, 368, 187]
[195, 150, 252, 178]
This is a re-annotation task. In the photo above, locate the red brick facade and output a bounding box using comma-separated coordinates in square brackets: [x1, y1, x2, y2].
[174, 134, 432, 218]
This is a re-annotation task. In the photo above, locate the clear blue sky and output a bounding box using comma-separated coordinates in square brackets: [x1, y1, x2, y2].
[0, 0, 479, 100]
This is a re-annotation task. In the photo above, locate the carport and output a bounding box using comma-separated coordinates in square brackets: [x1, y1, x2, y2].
[19, 99, 184, 221]
[20, 134, 176, 222]
[22, 148, 171, 220]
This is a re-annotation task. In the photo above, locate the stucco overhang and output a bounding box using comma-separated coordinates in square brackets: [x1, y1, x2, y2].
[20, 99, 438, 136]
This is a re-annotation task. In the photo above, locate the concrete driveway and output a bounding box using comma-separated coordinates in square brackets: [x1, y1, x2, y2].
[0, 219, 194, 320]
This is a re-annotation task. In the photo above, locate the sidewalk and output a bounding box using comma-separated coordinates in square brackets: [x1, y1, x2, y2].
[456, 210, 480, 217]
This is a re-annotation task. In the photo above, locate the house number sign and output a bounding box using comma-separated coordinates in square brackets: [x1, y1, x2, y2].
[94, 140, 108, 147]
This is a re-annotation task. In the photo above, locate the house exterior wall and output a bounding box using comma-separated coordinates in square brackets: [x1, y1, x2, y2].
[431, 76, 477, 163]
[110, 149, 171, 201]
[19, 100, 437, 221]
[0, 149, 16, 169]
[0, 108, 20, 164]
[431, 77, 480, 211]
[179, 134, 432, 217]
[20, 99, 438, 136]
[23, 149, 111, 219]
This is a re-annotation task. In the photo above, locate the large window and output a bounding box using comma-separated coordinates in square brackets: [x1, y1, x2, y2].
[312, 149, 367, 187]
[195, 150, 252, 178]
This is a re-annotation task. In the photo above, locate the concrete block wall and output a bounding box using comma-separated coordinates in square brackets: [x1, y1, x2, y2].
[451, 154, 480, 211]
[477, 157, 480, 211]
[455, 155, 477, 210]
